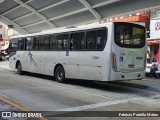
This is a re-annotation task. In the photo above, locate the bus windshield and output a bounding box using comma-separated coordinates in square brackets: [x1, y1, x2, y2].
[115, 22, 145, 48]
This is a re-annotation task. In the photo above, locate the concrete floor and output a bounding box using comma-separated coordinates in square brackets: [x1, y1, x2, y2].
[0, 61, 160, 120]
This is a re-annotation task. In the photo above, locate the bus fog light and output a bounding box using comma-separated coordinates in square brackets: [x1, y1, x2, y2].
[121, 75, 124, 78]
[138, 74, 141, 77]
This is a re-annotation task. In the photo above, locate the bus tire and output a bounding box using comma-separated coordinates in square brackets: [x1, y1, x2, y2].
[55, 66, 65, 83]
[17, 62, 23, 75]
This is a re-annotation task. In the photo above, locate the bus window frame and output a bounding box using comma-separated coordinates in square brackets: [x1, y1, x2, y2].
[43, 35, 50, 51]
[70, 31, 85, 51]
[25, 37, 33, 51]
[86, 27, 107, 51]
[114, 22, 146, 48]
[9, 27, 107, 52]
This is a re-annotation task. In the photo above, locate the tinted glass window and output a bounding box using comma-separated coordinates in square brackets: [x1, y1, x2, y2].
[26, 37, 33, 50]
[18, 38, 25, 50]
[63, 34, 69, 50]
[115, 23, 145, 48]
[43, 36, 50, 50]
[54, 34, 69, 51]
[50, 35, 56, 50]
[97, 29, 106, 50]
[55, 34, 63, 50]
[9, 38, 18, 52]
[33, 36, 39, 50]
[70, 32, 85, 51]
[86, 30, 97, 50]
[39, 36, 43, 50]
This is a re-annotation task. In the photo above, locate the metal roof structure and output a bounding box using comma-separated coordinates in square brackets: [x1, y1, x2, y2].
[0, 0, 160, 34]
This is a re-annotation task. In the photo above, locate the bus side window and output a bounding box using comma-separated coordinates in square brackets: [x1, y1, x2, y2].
[43, 36, 50, 50]
[33, 36, 39, 50]
[55, 34, 63, 51]
[70, 34, 73, 50]
[10, 38, 18, 52]
[18, 38, 25, 50]
[10, 43, 17, 52]
[63, 34, 69, 51]
[58, 40, 62, 50]
[39, 36, 43, 50]
[86, 30, 97, 50]
[26, 37, 33, 50]
[70, 33, 78, 50]
[50, 35, 56, 51]
[80, 32, 85, 50]
[97, 28, 107, 50]
[70, 32, 85, 51]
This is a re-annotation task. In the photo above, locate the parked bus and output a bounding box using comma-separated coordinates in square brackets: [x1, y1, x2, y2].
[9, 22, 146, 82]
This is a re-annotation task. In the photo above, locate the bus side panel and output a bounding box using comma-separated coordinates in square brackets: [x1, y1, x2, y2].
[44, 51, 59, 76]
[29, 51, 45, 74]
[79, 52, 102, 81]
[9, 51, 28, 71]
[19, 51, 29, 72]
[9, 55, 17, 69]
[101, 24, 113, 81]
[58, 51, 80, 79]
[17, 51, 45, 74]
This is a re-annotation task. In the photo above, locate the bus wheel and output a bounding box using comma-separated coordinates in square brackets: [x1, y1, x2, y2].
[55, 66, 65, 83]
[17, 62, 23, 75]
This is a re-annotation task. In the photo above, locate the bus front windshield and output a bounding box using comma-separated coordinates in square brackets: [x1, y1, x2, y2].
[115, 22, 145, 48]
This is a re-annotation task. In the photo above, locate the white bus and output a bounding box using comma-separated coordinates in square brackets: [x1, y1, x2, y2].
[9, 22, 146, 82]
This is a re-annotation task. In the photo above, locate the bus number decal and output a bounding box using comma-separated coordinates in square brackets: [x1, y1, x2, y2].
[92, 56, 99, 59]
[136, 57, 143, 60]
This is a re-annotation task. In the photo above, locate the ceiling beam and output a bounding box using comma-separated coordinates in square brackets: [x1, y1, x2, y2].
[11, 0, 159, 30]
[22, 8, 88, 28]
[0, 15, 29, 34]
[12, 0, 70, 22]
[13, 0, 57, 28]
[12, 12, 34, 22]
[78, 0, 102, 21]
[0, 0, 32, 34]
[49, 8, 87, 21]
[48, 0, 120, 21]
[10, 0, 121, 29]
[21, 21, 45, 28]
[92, 0, 120, 8]
[1, 0, 33, 16]
[37, 0, 70, 12]
[11, 0, 119, 23]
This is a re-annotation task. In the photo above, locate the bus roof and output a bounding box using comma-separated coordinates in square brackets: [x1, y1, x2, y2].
[10, 22, 113, 39]
[10, 22, 144, 39]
